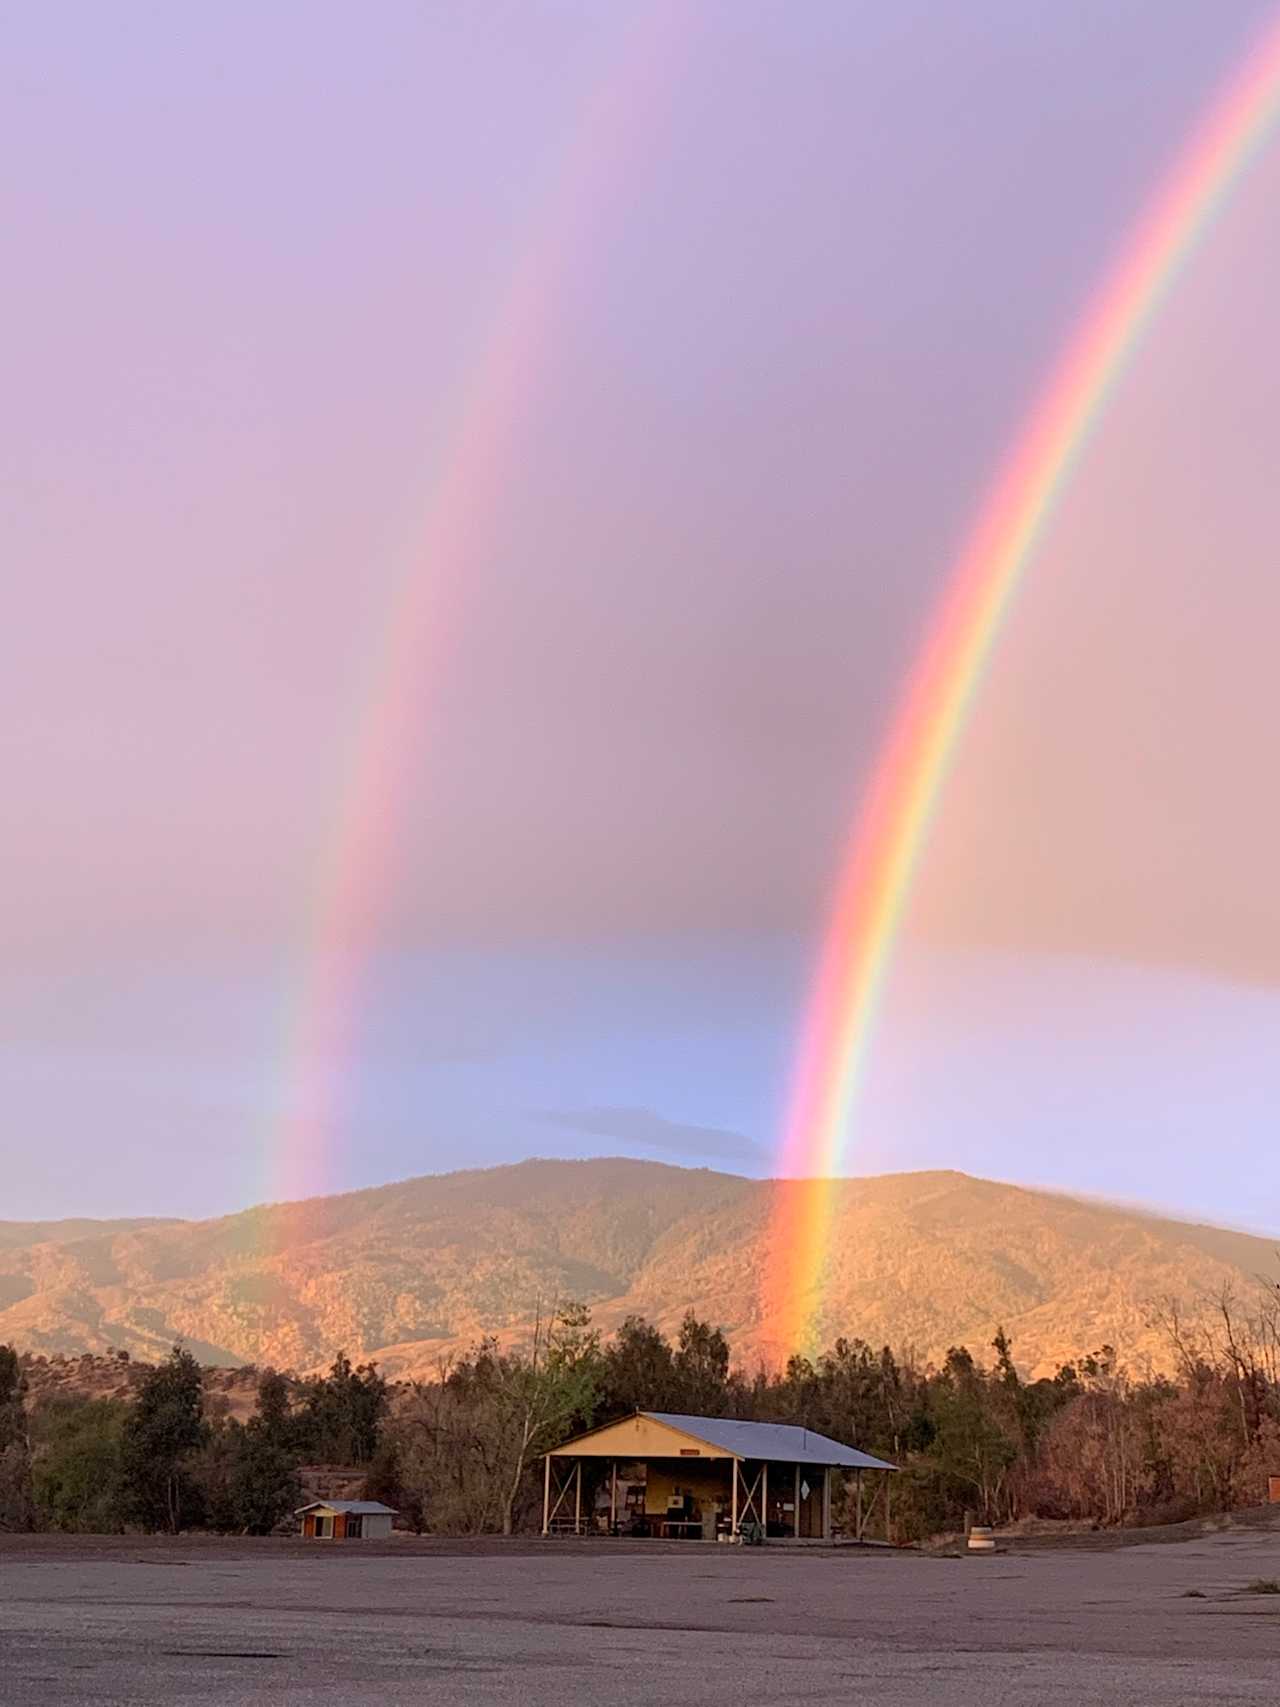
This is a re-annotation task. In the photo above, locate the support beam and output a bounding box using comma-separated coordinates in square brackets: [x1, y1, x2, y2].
[822, 1467, 831, 1541]
[855, 1468, 862, 1541]
[542, 1455, 552, 1536]
[609, 1460, 618, 1533]
[574, 1460, 582, 1535]
[545, 1459, 582, 1533]
[761, 1462, 768, 1538]
[793, 1463, 801, 1538]
[736, 1464, 765, 1529]
[731, 1458, 739, 1536]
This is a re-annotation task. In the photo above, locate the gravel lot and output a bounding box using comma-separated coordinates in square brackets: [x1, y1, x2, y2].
[1, 1526, 1278, 1705]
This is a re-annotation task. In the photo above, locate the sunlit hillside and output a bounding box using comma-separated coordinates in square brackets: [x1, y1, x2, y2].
[1, 1160, 1274, 1379]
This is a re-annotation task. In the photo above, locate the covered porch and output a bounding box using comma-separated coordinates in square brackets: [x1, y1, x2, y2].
[542, 1411, 896, 1542]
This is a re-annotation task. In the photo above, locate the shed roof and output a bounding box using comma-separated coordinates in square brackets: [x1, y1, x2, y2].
[551, 1410, 896, 1471]
[294, 1500, 397, 1516]
[646, 1413, 897, 1471]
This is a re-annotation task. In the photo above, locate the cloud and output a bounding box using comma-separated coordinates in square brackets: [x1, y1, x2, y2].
[532, 1105, 766, 1165]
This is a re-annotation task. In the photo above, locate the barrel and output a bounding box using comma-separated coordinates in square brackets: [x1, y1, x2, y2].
[967, 1526, 997, 1552]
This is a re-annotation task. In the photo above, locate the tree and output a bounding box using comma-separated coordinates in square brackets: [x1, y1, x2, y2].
[599, 1318, 678, 1420]
[227, 1429, 300, 1535]
[991, 1329, 1018, 1389]
[0, 1346, 25, 1427]
[254, 1369, 293, 1440]
[928, 1345, 1021, 1525]
[120, 1346, 206, 1532]
[770, 1337, 905, 1455]
[225, 1371, 301, 1534]
[672, 1314, 731, 1414]
[386, 1363, 502, 1535]
[297, 1352, 387, 1464]
[445, 1301, 602, 1536]
[1032, 1353, 1149, 1525]
[30, 1397, 127, 1533]
[499, 1300, 600, 1536]
[0, 1345, 33, 1531]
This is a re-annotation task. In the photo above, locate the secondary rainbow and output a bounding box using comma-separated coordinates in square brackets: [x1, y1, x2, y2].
[261, 8, 684, 1221]
[764, 12, 1280, 1356]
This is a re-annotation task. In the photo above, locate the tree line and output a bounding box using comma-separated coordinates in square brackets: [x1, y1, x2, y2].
[2, 1282, 1277, 1540]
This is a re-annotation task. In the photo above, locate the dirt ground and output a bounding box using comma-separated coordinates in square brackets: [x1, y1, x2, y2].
[2, 1522, 1278, 1705]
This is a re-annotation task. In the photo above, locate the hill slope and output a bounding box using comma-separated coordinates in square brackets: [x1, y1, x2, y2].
[1, 1160, 1274, 1377]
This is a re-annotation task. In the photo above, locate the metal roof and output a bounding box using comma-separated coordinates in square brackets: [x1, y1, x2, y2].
[645, 1413, 897, 1471]
[294, 1500, 397, 1515]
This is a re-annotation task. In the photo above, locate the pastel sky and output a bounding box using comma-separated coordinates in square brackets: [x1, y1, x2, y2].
[3, 1, 1278, 1230]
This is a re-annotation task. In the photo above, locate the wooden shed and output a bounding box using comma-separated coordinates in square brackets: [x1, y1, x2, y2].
[543, 1411, 896, 1542]
[295, 1499, 396, 1540]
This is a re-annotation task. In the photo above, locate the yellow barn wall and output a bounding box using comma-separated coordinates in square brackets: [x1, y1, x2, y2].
[552, 1415, 732, 1460]
[643, 1462, 732, 1519]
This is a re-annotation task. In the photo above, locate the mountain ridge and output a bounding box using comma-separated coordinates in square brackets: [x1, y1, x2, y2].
[1, 1158, 1274, 1379]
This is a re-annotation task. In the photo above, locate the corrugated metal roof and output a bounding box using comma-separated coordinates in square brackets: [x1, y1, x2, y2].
[294, 1500, 397, 1515]
[645, 1413, 897, 1471]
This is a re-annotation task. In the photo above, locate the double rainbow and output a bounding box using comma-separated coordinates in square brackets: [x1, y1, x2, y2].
[765, 12, 1280, 1356]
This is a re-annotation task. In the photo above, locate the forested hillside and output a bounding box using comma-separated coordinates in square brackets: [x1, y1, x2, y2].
[1, 1160, 1275, 1377]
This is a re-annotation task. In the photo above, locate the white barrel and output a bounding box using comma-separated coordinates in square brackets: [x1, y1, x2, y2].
[967, 1526, 997, 1552]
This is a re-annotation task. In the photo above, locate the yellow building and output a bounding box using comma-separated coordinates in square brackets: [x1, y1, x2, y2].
[542, 1411, 896, 1542]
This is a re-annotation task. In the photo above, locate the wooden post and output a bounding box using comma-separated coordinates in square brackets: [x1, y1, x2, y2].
[885, 1470, 892, 1544]
[574, 1460, 582, 1535]
[855, 1469, 862, 1540]
[793, 1463, 801, 1538]
[731, 1458, 739, 1535]
[761, 1462, 768, 1538]
[542, 1454, 552, 1535]
[822, 1467, 831, 1541]
[610, 1460, 618, 1533]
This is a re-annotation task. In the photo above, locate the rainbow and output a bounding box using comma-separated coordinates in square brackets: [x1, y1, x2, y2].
[263, 8, 684, 1220]
[764, 12, 1280, 1357]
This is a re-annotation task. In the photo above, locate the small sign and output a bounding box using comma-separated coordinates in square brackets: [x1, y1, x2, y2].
[800, 1480, 811, 1501]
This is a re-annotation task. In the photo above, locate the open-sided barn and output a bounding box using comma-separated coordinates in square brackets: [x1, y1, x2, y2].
[543, 1411, 896, 1542]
